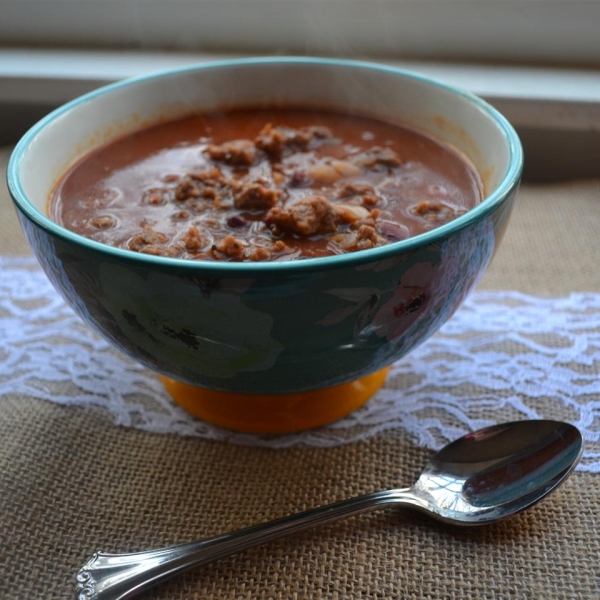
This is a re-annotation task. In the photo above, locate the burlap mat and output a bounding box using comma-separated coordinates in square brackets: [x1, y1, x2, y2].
[2, 143, 599, 599]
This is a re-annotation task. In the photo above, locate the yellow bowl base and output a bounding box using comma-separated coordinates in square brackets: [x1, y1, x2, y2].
[160, 367, 390, 434]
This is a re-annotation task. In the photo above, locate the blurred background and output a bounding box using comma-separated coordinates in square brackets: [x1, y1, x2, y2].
[1, 0, 599, 180]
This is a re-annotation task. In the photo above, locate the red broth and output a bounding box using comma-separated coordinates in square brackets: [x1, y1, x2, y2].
[50, 108, 483, 261]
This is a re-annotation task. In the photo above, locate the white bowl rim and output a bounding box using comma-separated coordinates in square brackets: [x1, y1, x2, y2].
[7, 56, 523, 274]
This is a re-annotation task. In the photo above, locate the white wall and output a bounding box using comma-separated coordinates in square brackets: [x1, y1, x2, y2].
[1, 0, 599, 66]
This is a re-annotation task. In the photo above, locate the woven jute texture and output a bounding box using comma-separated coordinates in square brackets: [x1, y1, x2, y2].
[2, 143, 600, 599]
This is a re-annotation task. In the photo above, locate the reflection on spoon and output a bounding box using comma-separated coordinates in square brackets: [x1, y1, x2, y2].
[75, 420, 583, 600]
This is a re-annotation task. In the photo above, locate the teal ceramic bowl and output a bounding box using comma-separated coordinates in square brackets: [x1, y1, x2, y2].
[7, 58, 522, 397]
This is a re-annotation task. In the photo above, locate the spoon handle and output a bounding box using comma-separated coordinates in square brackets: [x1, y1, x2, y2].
[75, 488, 418, 600]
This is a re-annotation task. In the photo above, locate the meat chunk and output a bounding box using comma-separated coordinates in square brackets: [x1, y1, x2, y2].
[266, 196, 340, 236]
[205, 140, 257, 166]
[244, 246, 271, 261]
[175, 178, 201, 201]
[181, 168, 228, 206]
[337, 182, 381, 207]
[138, 244, 182, 257]
[188, 167, 226, 186]
[187, 167, 230, 191]
[271, 240, 288, 253]
[128, 229, 169, 252]
[255, 124, 300, 157]
[172, 210, 191, 221]
[338, 224, 387, 252]
[212, 235, 245, 259]
[181, 226, 204, 252]
[337, 182, 375, 198]
[142, 188, 167, 206]
[361, 194, 381, 207]
[343, 207, 380, 232]
[233, 182, 282, 211]
[410, 200, 464, 224]
[255, 124, 333, 158]
[127, 229, 182, 257]
[351, 147, 402, 169]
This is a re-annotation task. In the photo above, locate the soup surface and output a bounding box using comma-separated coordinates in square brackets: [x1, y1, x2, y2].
[50, 109, 483, 262]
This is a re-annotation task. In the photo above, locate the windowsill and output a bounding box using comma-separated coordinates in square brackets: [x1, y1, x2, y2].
[3, 48, 600, 129]
[2, 48, 599, 181]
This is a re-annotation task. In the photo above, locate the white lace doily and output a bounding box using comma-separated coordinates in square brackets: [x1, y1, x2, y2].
[1, 255, 598, 472]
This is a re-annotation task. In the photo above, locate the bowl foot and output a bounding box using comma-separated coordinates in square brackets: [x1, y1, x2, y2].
[160, 368, 390, 434]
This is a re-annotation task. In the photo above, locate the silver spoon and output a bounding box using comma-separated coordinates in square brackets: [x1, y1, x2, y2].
[75, 419, 583, 600]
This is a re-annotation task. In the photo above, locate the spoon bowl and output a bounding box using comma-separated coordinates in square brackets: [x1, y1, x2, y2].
[413, 420, 583, 525]
[75, 420, 583, 600]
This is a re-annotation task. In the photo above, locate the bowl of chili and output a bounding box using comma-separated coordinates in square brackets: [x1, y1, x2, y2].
[7, 58, 522, 432]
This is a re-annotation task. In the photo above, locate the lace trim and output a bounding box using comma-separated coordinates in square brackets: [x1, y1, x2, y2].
[1, 256, 598, 472]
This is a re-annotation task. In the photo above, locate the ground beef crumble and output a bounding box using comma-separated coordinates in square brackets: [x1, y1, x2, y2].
[188, 167, 226, 186]
[337, 224, 387, 252]
[175, 179, 201, 201]
[255, 124, 333, 158]
[128, 229, 170, 251]
[410, 200, 464, 224]
[244, 246, 271, 261]
[143, 188, 167, 206]
[205, 140, 257, 166]
[126, 229, 182, 257]
[139, 244, 182, 257]
[212, 235, 245, 259]
[337, 182, 381, 207]
[337, 182, 375, 198]
[233, 182, 282, 211]
[266, 196, 339, 236]
[181, 226, 204, 252]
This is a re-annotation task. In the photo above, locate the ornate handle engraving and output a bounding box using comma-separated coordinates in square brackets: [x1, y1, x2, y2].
[75, 565, 96, 599]
[74, 490, 411, 599]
